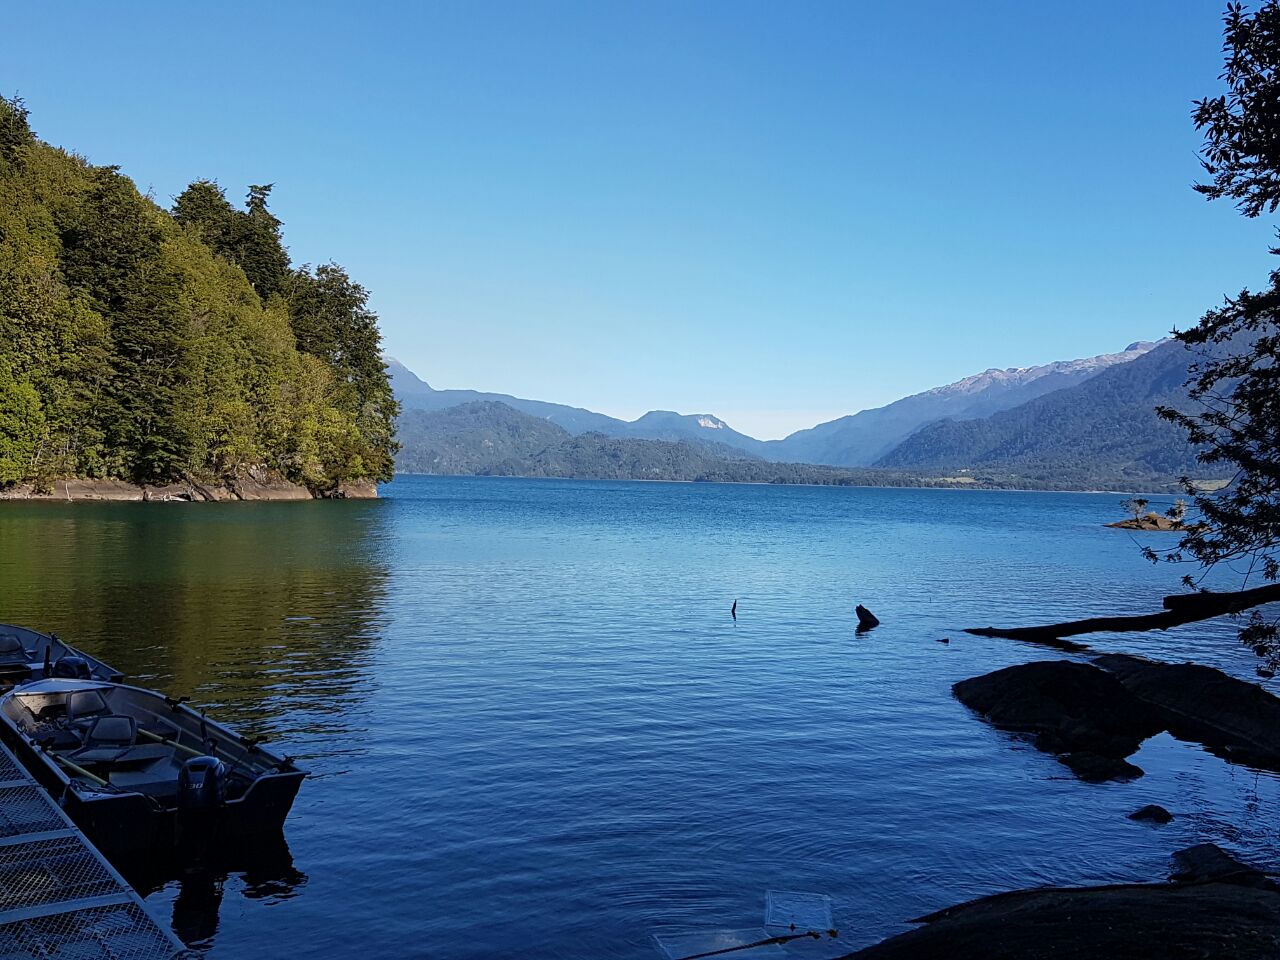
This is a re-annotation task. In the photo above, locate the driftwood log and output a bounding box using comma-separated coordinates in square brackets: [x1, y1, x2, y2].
[965, 582, 1280, 646]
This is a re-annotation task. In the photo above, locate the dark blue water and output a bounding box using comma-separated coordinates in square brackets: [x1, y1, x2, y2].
[1, 477, 1277, 957]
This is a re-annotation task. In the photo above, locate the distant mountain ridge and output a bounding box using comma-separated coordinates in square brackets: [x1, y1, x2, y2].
[387, 337, 1213, 489]
[388, 359, 626, 434]
[396, 401, 979, 487]
[763, 341, 1161, 466]
[875, 338, 1230, 486]
[389, 340, 1158, 466]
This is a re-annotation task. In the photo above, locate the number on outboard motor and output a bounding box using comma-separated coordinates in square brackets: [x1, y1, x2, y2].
[178, 755, 227, 811]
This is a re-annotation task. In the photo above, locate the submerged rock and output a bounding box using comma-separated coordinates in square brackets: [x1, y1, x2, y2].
[1128, 804, 1173, 824]
[323, 479, 379, 499]
[953, 661, 1163, 781]
[1170, 843, 1272, 888]
[1060, 751, 1144, 783]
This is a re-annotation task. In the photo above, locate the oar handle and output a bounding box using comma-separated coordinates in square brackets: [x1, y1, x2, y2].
[137, 726, 205, 758]
[48, 751, 110, 788]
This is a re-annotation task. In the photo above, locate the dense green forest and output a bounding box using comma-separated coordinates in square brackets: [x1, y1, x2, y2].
[0, 97, 397, 493]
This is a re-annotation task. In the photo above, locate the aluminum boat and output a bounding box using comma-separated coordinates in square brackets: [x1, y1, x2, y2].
[0, 623, 123, 686]
[0, 678, 305, 857]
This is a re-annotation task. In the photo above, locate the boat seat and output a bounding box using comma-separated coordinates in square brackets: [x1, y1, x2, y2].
[67, 689, 110, 723]
[69, 714, 137, 764]
[0, 634, 26, 665]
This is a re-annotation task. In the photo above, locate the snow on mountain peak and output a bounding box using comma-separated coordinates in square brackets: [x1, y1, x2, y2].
[922, 340, 1162, 399]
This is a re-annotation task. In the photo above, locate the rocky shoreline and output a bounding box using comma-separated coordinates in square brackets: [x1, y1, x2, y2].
[1105, 512, 1191, 532]
[839, 844, 1280, 959]
[836, 652, 1280, 956]
[0, 473, 378, 502]
[953, 654, 1280, 782]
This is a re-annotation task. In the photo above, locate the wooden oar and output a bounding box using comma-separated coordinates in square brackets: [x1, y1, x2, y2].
[47, 750, 110, 788]
[138, 727, 205, 758]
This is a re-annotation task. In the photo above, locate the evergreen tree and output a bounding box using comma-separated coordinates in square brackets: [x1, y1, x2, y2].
[285, 264, 399, 481]
[58, 166, 193, 483]
[0, 95, 398, 492]
[173, 181, 290, 299]
[1154, 1, 1280, 664]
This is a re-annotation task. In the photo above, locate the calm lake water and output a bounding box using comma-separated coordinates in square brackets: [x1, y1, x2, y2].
[1, 476, 1278, 958]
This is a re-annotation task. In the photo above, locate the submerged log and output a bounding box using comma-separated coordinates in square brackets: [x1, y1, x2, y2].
[964, 582, 1280, 644]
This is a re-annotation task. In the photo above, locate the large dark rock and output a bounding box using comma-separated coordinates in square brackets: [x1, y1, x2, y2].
[954, 661, 1163, 780]
[837, 880, 1280, 959]
[1094, 654, 1280, 771]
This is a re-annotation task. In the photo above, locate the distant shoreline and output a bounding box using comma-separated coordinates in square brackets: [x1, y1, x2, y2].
[388, 470, 1188, 497]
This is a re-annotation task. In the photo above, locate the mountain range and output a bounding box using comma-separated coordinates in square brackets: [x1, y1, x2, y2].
[767, 341, 1160, 466]
[396, 401, 976, 487]
[388, 337, 1230, 489]
[876, 336, 1214, 485]
[389, 359, 770, 455]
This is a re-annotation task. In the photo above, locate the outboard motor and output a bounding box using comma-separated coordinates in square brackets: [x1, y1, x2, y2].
[51, 655, 91, 679]
[178, 756, 227, 812]
[176, 755, 227, 855]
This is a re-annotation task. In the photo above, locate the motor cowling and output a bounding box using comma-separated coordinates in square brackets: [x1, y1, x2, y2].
[51, 656, 91, 679]
[178, 756, 226, 811]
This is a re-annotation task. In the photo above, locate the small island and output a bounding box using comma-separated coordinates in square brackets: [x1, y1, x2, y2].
[1106, 512, 1188, 531]
[1105, 498, 1193, 532]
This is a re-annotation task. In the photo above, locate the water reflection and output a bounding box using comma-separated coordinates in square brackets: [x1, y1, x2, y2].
[0, 499, 387, 951]
[120, 831, 307, 950]
[0, 500, 390, 738]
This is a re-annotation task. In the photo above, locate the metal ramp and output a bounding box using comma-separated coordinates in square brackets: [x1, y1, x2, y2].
[0, 741, 189, 959]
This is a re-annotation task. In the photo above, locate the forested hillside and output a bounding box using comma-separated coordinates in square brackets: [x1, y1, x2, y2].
[767, 341, 1158, 466]
[0, 97, 397, 494]
[875, 338, 1228, 487]
[395, 401, 1101, 488]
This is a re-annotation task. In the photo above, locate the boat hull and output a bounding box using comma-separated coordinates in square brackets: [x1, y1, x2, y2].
[0, 623, 123, 686]
[65, 770, 306, 859]
[0, 680, 306, 859]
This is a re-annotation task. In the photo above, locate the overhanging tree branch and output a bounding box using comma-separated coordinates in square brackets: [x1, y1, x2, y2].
[964, 583, 1280, 645]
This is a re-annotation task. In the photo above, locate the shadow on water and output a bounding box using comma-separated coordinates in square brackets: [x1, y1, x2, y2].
[117, 830, 307, 950]
[0, 499, 389, 951]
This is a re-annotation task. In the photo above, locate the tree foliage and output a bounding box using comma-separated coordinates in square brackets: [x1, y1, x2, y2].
[1156, 2, 1280, 666]
[1194, 2, 1280, 217]
[0, 96, 396, 491]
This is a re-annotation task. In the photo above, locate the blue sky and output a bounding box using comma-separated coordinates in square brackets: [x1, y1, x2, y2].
[4, 2, 1276, 438]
